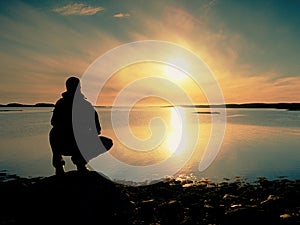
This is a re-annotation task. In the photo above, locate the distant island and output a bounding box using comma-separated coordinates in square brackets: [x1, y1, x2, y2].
[185, 103, 300, 111]
[1, 102, 300, 111]
[0, 103, 55, 107]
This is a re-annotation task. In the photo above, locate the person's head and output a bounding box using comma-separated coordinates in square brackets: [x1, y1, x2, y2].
[66, 76, 81, 93]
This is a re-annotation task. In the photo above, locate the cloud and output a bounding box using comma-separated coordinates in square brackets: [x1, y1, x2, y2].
[113, 12, 131, 18]
[53, 3, 104, 16]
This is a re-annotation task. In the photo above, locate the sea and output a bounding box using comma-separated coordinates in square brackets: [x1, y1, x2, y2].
[0, 106, 299, 184]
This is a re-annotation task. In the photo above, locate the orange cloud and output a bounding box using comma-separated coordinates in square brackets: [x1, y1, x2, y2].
[113, 12, 131, 18]
[220, 72, 300, 103]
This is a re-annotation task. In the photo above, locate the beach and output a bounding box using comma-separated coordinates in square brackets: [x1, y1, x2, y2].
[1, 170, 299, 225]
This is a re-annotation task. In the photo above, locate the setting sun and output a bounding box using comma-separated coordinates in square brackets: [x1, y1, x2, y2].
[164, 57, 190, 81]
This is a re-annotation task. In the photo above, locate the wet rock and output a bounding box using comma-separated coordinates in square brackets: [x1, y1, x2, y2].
[279, 213, 299, 225]
[1, 174, 300, 225]
[280, 213, 292, 219]
[230, 204, 242, 208]
[138, 199, 156, 223]
[158, 200, 183, 225]
[20, 171, 131, 225]
[260, 194, 282, 204]
[223, 194, 239, 200]
[260, 194, 284, 213]
[223, 207, 277, 225]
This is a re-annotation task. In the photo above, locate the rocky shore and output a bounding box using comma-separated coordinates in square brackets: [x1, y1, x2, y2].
[1, 171, 299, 225]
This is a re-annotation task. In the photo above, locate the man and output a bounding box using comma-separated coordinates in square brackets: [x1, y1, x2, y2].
[49, 76, 111, 175]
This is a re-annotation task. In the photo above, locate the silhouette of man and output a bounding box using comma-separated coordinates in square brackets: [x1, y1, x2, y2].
[49, 76, 111, 175]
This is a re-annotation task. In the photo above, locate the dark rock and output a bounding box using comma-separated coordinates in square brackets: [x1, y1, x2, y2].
[1, 174, 300, 225]
[138, 199, 156, 223]
[158, 200, 183, 225]
[223, 207, 278, 225]
[19, 171, 131, 225]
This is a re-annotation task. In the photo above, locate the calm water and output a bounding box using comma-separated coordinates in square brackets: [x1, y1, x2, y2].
[0, 106, 299, 183]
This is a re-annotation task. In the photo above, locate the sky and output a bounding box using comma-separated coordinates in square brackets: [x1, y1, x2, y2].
[1, 0, 300, 105]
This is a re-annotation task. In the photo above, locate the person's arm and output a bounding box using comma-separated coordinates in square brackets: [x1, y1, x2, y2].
[95, 110, 101, 135]
[50, 99, 64, 127]
[50, 102, 59, 126]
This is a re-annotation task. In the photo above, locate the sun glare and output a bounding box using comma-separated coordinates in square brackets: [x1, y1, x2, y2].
[165, 57, 190, 81]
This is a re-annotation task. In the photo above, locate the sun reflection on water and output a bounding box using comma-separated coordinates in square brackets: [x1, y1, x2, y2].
[166, 106, 184, 154]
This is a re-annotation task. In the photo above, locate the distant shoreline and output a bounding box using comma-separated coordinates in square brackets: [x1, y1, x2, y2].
[0, 103, 55, 107]
[1, 102, 300, 110]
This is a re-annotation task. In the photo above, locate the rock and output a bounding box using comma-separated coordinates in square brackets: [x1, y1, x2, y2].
[280, 213, 292, 219]
[260, 194, 283, 210]
[138, 199, 156, 222]
[19, 171, 131, 225]
[223, 207, 277, 225]
[280, 213, 300, 225]
[158, 200, 183, 225]
[1, 174, 300, 225]
[260, 194, 281, 203]
[230, 204, 242, 208]
[223, 194, 239, 200]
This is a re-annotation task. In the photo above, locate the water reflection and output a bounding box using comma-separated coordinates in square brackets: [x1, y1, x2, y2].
[90, 106, 201, 183]
[166, 107, 183, 154]
[103, 106, 196, 165]
[1, 107, 299, 182]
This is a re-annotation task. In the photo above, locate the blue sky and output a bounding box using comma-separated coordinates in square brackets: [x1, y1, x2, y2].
[1, 0, 300, 105]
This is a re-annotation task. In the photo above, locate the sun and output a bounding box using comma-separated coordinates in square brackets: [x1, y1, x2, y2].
[164, 57, 190, 81]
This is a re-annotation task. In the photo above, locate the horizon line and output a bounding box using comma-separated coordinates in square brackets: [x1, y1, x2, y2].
[1, 102, 300, 108]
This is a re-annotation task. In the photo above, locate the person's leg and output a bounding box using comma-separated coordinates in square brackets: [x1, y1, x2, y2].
[69, 136, 113, 172]
[99, 136, 113, 151]
[70, 140, 89, 172]
[49, 129, 65, 175]
[71, 152, 89, 172]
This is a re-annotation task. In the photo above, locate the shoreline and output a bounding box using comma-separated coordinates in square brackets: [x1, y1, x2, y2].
[1, 102, 300, 110]
[1, 171, 299, 225]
